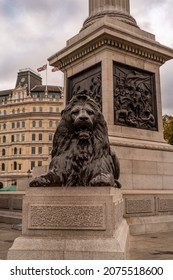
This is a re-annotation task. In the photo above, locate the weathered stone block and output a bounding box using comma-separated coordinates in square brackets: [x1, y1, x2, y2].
[8, 187, 129, 260]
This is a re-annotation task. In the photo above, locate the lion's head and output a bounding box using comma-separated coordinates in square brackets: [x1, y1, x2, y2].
[52, 93, 109, 158]
[70, 102, 95, 140]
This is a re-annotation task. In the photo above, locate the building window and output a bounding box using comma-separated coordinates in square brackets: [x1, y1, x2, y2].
[56, 120, 59, 127]
[3, 136, 6, 143]
[32, 121, 36, 127]
[38, 161, 42, 167]
[0, 111, 1, 115]
[14, 147, 17, 155]
[17, 108, 20, 114]
[49, 120, 53, 128]
[2, 163, 5, 171]
[33, 93, 37, 100]
[38, 133, 42, 141]
[22, 121, 25, 128]
[56, 107, 59, 113]
[17, 122, 20, 128]
[39, 120, 42, 128]
[11, 122, 15, 129]
[32, 134, 36, 141]
[19, 148, 22, 155]
[33, 107, 36, 112]
[22, 134, 25, 142]
[39, 95, 43, 101]
[2, 149, 6, 156]
[31, 147, 36, 154]
[14, 161, 17, 170]
[4, 110, 7, 115]
[49, 107, 53, 113]
[38, 147, 42, 154]
[22, 108, 25, 113]
[11, 135, 15, 142]
[39, 107, 42, 112]
[12, 109, 15, 114]
[19, 164, 22, 170]
[49, 134, 53, 141]
[3, 123, 6, 130]
[31, 161, 35, 170]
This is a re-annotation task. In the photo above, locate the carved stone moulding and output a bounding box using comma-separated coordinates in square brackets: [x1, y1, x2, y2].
[113, 62, 158, 131]
[22, 187, 124, 238]
[83, 10, 138, 29]
[56, 36, 167, 71]
[67, 63, 102, 109]
[124, 194, 173, 217]
[158, 198, 173, 213]
[29, 204, 106, 230]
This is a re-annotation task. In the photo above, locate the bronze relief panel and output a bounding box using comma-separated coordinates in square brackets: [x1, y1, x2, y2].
[67, 63, 102, 109]
[113, 62, 158, 131]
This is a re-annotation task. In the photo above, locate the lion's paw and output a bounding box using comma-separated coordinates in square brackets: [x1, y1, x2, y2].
[90, 173, 114, 187]
[29, 176, 49, 187]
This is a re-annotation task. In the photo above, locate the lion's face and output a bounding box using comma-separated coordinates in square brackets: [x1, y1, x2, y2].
[70, 102, 96, 139]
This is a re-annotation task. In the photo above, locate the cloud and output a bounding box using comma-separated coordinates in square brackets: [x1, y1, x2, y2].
[0, 0, 88, 88]
[0, 0, 172, 114]
[131, 0, 173, 115]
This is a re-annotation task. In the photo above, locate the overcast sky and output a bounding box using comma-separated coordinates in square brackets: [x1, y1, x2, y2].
[0, 0, 173, 115]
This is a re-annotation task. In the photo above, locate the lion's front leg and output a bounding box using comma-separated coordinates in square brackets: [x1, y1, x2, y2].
[89, 173, 115, 187]
[29, 170, 62, 187]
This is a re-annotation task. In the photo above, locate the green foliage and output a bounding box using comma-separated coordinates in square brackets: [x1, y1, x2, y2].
[163, 116, 173, 145]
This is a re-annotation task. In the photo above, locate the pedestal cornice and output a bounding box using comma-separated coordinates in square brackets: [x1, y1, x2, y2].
[48, 18, 173, 70]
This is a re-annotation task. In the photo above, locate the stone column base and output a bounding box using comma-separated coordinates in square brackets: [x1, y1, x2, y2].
[8, 187, 129, 260]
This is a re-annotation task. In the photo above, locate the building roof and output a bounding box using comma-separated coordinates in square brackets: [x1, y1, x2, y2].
[0, 89, 13, 97]
[0, 69, 63, 100]
[31, 85, 63, 93]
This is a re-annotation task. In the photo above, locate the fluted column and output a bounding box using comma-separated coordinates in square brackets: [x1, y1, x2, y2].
[89, 0, 130, 16]
[83, 0, 137, 29]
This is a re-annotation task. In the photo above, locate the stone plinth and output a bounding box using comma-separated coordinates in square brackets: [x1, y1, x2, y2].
[122, 190, 173, 235]
[8, 187, 129, 260]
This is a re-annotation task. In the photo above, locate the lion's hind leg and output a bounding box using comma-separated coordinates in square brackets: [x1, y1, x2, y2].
[89, 173, 115, 187]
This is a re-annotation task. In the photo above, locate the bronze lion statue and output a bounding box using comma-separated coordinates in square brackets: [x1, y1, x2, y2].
[30, 93, 121, 188]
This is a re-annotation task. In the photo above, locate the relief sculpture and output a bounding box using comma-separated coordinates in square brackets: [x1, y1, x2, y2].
[68, 63, 102, 109]
[114, 63, 157, 130]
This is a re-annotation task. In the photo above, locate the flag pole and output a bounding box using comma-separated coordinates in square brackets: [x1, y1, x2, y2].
[45, 64, 48, 96]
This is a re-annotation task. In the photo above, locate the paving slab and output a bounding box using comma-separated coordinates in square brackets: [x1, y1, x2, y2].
[128, 232, 173, 260]
[0, 223, 21, 260]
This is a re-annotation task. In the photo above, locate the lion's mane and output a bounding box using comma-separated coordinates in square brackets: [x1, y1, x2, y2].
[52, 95, 110, 159]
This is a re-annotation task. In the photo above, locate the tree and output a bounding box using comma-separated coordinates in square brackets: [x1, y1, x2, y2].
[163, 115, 173, 145]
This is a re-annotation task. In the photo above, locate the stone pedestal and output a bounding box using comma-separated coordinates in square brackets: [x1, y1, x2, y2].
[8, 187, 129, 260]
[48, 14, 173, 189]
[48, 1, 173, 226]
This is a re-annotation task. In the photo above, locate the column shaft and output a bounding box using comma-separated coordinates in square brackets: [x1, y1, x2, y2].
[89, 0, 130, 16]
